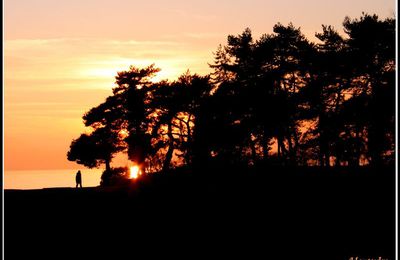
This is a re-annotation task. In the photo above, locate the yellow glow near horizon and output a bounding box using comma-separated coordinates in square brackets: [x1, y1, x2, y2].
[130, 166, 140, 179]
[81, 59, 190, 85]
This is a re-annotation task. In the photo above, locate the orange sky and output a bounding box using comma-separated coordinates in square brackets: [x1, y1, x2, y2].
[4, 0, 395, 171]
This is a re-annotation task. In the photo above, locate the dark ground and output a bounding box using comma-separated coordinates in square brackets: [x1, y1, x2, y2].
[5, 166, 396, 260]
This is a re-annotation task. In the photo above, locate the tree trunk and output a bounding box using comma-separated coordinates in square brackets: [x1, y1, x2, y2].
[319, 153, 325, 167]
[355, 126, 362, 167]
[277, 133, 287, 164]
[293, 128, 299, 163]
[287, 132, 294, 165]
[106, 160, 111, 171]
[192, 108, 210, 169]
[318, 114, 327, 167]
[277, 136, 282, 159]
[324, 150, 330, 167]
[185, 115, 192, 165]
[163, 119, 174, 171]
[263, 128, 269, 161]
[105, 159, 111, 172]
[250, 138, 258, 164]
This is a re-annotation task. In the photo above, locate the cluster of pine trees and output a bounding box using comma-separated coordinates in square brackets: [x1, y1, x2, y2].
[68, 13, 395, 180]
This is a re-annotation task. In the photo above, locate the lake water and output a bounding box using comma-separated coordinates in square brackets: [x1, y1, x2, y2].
[4, 169, 104, 190]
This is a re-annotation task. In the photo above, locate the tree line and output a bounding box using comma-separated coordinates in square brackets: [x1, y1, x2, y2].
[67, 13, 395, 182]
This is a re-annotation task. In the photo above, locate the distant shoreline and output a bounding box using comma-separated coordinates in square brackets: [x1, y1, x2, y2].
[4, 186, 99, 192]
[4, 168, 103, 190]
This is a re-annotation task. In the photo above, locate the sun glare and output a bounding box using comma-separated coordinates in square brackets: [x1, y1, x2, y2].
[130, 166, 140, 179]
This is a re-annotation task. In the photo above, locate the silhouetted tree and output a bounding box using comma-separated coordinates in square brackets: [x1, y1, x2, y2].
[149, 71, 212, 169]
[68, 13, 395, 181]
[114, 64, 160, 173]
[342, 13, 395, 166]
[67, 94, 126, 184]
[209, 25, 314, 166]
[180, 73, 213, 167]
[67, 133, 100, 168]
[82, 95, 126, 172]
[147, 79, 181, 171]
[298, 24, 348, 166]
[67, 127, 123, 170]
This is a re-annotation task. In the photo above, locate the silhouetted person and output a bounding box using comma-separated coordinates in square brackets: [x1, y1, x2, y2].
[76, 170, 82, 188]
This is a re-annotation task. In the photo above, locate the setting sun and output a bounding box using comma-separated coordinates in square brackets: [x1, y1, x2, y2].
[130, 166, 140, 179]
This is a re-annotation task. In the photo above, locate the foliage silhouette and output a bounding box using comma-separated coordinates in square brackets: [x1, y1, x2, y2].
[68, 13, 395, 178]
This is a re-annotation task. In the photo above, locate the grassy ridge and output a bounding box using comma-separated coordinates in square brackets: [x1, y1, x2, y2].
[5, 166, 395, 259]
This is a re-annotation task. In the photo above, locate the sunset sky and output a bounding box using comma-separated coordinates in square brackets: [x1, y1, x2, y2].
[4, 0, 395, 172]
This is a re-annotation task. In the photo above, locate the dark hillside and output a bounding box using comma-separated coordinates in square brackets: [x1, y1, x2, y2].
[5, 166, 395, 259]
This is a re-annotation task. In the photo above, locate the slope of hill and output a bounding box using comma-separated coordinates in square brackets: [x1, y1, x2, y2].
[5, 166, 395, 260]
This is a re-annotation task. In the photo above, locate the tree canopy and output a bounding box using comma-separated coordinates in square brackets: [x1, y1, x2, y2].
[68, 13, 395, 183]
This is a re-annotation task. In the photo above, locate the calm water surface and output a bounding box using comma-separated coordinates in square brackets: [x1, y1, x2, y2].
[4, 169, 104, 190]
